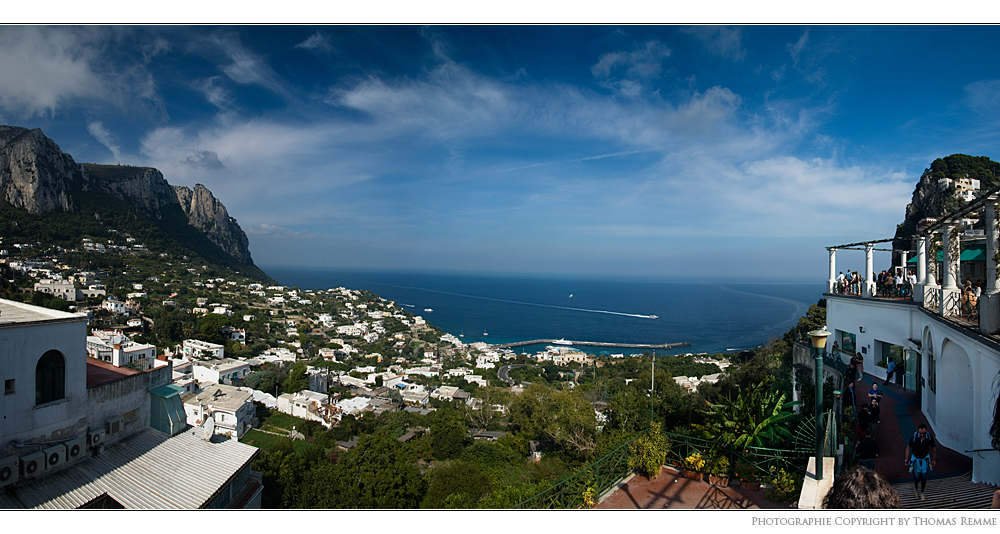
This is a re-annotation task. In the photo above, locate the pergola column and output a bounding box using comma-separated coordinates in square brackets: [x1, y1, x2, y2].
[982, 200, 1000, 334]
[914, 236, 926, 303]
[941, 222, 960, 316]
[827, 248, 837, 294]
[863, 243, 875, 298]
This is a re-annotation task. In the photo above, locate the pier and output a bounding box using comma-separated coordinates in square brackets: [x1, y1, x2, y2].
[495, 339, 692, 350]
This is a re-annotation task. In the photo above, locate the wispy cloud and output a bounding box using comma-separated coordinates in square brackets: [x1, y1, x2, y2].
[212, 34, 288, 97]
[244, 223, 316, 239]
[683, 26, 746, 61]
[86, 120, 123, 162]
[499, 149, 654, 173]
[964, 79, 1000, 116]
[788, 29, 809, 67]
[294, 32, 334, 53]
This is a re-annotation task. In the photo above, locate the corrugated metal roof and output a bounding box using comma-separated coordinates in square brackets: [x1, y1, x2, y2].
[0, 428, 259, 509]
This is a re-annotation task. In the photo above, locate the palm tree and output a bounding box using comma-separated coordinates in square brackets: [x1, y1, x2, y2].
[693, 385, 798, 448]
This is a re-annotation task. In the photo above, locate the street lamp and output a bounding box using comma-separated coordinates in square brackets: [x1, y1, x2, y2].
[808, 328, 832, 481]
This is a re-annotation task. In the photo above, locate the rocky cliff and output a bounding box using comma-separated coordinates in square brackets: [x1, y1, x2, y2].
[173, 184, 252, 265]
[892, 154, 1000, 259]
[0, 126, 81, 213]
[0, 125, 258, 270]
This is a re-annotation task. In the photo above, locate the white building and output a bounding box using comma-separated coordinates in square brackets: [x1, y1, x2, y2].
[102, 298, 127, 314]
[33, 279, 78, 301]
[0, 298, 263, 508]
[824, 202, 1000, 486]
[182, 339, 225, 360]
[191, 359, 251, 386]
[182, 384, 255, 439]
[86, 330, 158, 369]
[277, 390, 333, 427]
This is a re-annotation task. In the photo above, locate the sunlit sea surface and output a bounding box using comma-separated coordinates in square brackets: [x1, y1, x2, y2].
[263, 267, 824, 356]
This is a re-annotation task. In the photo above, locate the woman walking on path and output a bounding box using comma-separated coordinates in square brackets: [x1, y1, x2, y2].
[904, 424, 937, 501]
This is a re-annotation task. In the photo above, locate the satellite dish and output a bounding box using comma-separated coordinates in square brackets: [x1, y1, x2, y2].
[203, 417, 215, 440]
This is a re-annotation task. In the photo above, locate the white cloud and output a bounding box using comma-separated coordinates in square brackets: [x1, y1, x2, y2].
[964, 79, 1000, 116]
[244, 224, 315, 239]
[0, 27, 107, 117]
[213, 35, 287, 96]
[86, 120, 123, 162]
[294, 32, 334, 53]
[683, 26, 746, 61]
[591, 41, 672, 80]
[788, 29, 809, 66]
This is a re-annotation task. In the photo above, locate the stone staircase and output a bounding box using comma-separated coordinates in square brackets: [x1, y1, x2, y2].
[892, 472, 996, 509]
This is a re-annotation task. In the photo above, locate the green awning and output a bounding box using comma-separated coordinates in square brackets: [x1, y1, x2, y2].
[907, 247, 986, 263]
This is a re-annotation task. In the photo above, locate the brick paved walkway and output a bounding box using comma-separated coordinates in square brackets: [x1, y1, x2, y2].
[593, 466, 794, 509]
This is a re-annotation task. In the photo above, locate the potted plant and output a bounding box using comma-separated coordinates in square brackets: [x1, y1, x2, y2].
[682, 452, 705, 481]
[765, 466, 802, 502]
[707, 455, 730, 487]
[735, 459, 760, 491]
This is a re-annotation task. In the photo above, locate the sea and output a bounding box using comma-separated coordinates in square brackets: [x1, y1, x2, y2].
[262, 267, 825, 356]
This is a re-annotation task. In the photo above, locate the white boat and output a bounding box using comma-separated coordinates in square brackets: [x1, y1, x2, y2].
[649, 315, 658, 319]
[424, 308, 433, 312]
[552, 339, 572, 345]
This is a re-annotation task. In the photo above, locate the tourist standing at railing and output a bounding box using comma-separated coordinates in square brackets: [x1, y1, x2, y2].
[837, 271, 846, 294]
[884, 358, 897, 385]
[894, 270, 905, 298]
[908, 271, 917, 299]
[876, 270, 886, 296]
[962, 280, 977, 318]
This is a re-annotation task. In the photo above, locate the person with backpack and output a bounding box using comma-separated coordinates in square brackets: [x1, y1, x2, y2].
[904, 424, 937, 501]
[857, 434, 880, 471]
[869, 398, 882, 439]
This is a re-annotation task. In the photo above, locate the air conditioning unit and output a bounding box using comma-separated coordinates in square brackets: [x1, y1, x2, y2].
[20, 451, 44, 479]
[105, 416, 123, 436]
[65, 437, 86, 461]
[43, 444, 66, 471]
[0, 455, 19, 487]
[88, 428, 106, 448]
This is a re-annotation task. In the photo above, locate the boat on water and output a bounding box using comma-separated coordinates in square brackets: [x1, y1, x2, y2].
[649, 315, 658, 319]
[424, 308, 433, 312]
[552, 338, 572, 345]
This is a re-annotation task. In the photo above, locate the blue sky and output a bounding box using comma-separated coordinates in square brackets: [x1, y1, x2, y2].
[3, 25, 1000, 280]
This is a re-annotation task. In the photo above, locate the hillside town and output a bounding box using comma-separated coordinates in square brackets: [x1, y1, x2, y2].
[1, 229, 737, 508]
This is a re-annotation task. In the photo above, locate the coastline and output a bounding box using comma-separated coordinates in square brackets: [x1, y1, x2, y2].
[261, 266, 823, 355]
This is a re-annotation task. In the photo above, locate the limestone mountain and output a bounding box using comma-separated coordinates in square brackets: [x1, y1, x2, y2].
[0, 125, 269, 281]
[0, 125, 81, 213]
[892, 154, 1000, 259]
[173, 184, 252, 265]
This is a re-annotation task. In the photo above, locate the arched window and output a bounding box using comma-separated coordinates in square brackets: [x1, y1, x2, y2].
[36, 350, 66, 405]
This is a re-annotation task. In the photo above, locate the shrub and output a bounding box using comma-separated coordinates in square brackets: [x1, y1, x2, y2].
[735, 460, 758, 482]
[627, 423, 670, 478]
[765, 466, 802, 502]
[707, 455, 730, 477]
